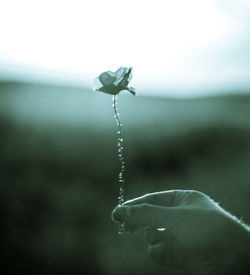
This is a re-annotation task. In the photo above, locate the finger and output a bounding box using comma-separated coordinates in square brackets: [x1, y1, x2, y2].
[145, 227, 163, 244]
[112, 203, 186, 228]
[111, 213, 140, 233]
[148, 242, 166, 265]
[123, 223, 138, 233]
[148, 231, 183, 269]
[123, 190, 185, 207]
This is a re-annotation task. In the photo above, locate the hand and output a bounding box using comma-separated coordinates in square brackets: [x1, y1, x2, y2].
[112, 190, 250, 275]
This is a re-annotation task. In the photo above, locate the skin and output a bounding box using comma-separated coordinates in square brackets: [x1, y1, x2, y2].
[112, 190, 250, 275]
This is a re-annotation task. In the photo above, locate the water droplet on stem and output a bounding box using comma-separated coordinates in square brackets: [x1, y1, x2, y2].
[113, 95, 126, 234]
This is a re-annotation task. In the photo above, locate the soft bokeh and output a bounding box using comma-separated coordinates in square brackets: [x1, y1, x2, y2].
[1, 82, 250, 274]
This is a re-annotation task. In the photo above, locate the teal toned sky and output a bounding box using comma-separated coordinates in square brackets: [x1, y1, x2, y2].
[0, 0, 250, 97]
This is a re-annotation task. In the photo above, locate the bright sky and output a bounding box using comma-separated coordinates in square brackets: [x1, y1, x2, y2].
[0, 0, 250, 97]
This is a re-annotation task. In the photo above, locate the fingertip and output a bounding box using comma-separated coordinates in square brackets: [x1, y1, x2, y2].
[111, 205, 131, 222]
[111, 208, 118, 223]
[111, 206, 120, 222]
[124, 224, 138, 233]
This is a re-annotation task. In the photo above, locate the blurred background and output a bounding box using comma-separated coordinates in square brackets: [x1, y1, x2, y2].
[1, 0, 250, 274]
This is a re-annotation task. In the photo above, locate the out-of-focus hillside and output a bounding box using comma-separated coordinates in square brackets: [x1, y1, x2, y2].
[1, 81, 250, 275]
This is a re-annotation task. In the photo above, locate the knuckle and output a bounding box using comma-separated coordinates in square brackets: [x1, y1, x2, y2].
[190, 190, 206, 199]
[143, 193, 155, 203]
[168, 190, 178, 205]
[148, 193, 157, 204]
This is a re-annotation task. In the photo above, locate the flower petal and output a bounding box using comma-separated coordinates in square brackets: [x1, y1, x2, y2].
[93, 77, 104, 91]
[99, 72, 116, 87]
[106, 71, 116, 77]
[119, 68, 133, 88]
[127, 87, 136, 96]
[113, 67, 127, 86]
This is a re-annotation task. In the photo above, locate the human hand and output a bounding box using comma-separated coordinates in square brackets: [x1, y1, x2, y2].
[112, 190, 250, 275]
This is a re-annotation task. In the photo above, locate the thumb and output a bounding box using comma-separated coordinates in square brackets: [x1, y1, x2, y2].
[112, 203, 185, 229]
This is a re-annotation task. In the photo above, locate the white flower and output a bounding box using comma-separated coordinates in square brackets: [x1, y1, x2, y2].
[93, 67, 136, 95]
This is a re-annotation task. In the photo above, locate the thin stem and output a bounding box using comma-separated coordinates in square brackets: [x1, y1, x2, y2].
[113, 95, 126, 234]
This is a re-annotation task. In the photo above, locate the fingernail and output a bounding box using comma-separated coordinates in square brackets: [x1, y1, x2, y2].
[111, 206, 130, 222]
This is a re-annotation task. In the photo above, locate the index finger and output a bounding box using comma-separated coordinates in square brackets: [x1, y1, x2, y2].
[123, 190, 182, 207]
[112, 204, 187, 229]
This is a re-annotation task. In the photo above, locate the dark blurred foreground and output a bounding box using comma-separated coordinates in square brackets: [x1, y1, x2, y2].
[0, 81, 250, 275]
